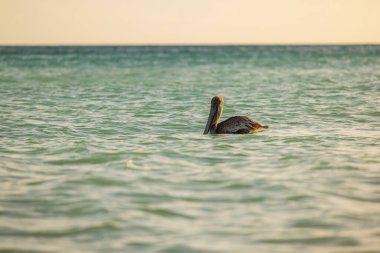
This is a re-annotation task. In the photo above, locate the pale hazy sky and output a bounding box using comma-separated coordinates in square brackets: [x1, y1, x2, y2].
[1, 0, 379, 45]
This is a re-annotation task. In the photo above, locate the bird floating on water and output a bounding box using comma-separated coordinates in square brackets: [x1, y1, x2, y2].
[203, 96, 268, 134]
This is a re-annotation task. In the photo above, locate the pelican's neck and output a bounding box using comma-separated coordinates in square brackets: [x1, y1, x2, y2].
[210, 123, 217, 134]
[210, 103, 223, 133]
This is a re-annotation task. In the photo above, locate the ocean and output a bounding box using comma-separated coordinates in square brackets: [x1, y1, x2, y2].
[0, 46, 379, 253]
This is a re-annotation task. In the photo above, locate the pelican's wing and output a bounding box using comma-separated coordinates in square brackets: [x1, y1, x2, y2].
[216, 116, 268, 134]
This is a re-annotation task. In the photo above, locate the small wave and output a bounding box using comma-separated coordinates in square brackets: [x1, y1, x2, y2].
[46, 152, 124, 165]
[258, 236, 360, 246]
[139, 207, 194, 220]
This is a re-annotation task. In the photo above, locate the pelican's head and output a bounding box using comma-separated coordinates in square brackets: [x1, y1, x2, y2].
[203, 96, 224, 134]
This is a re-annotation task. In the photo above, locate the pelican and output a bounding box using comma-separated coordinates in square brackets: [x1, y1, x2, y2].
[203, 96, 268, 134]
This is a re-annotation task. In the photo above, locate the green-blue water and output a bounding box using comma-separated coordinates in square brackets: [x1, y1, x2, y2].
[1, 46, 380, 253]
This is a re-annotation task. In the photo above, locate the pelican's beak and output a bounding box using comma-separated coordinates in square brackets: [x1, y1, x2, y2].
[203, 102, 219, 134]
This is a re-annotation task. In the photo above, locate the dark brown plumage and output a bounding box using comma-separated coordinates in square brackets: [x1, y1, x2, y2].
[203, 96, 268, 134]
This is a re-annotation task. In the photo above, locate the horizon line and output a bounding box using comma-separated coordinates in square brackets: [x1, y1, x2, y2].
[1, 42, 380, 47]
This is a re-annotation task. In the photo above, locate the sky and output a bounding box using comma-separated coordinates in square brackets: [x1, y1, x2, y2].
[0, 0, 379, 45]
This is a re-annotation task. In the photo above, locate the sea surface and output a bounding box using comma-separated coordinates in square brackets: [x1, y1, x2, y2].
[0, 46, 380, 253]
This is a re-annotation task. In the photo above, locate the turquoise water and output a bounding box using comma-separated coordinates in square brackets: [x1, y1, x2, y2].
[1, 46, 380, 253]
